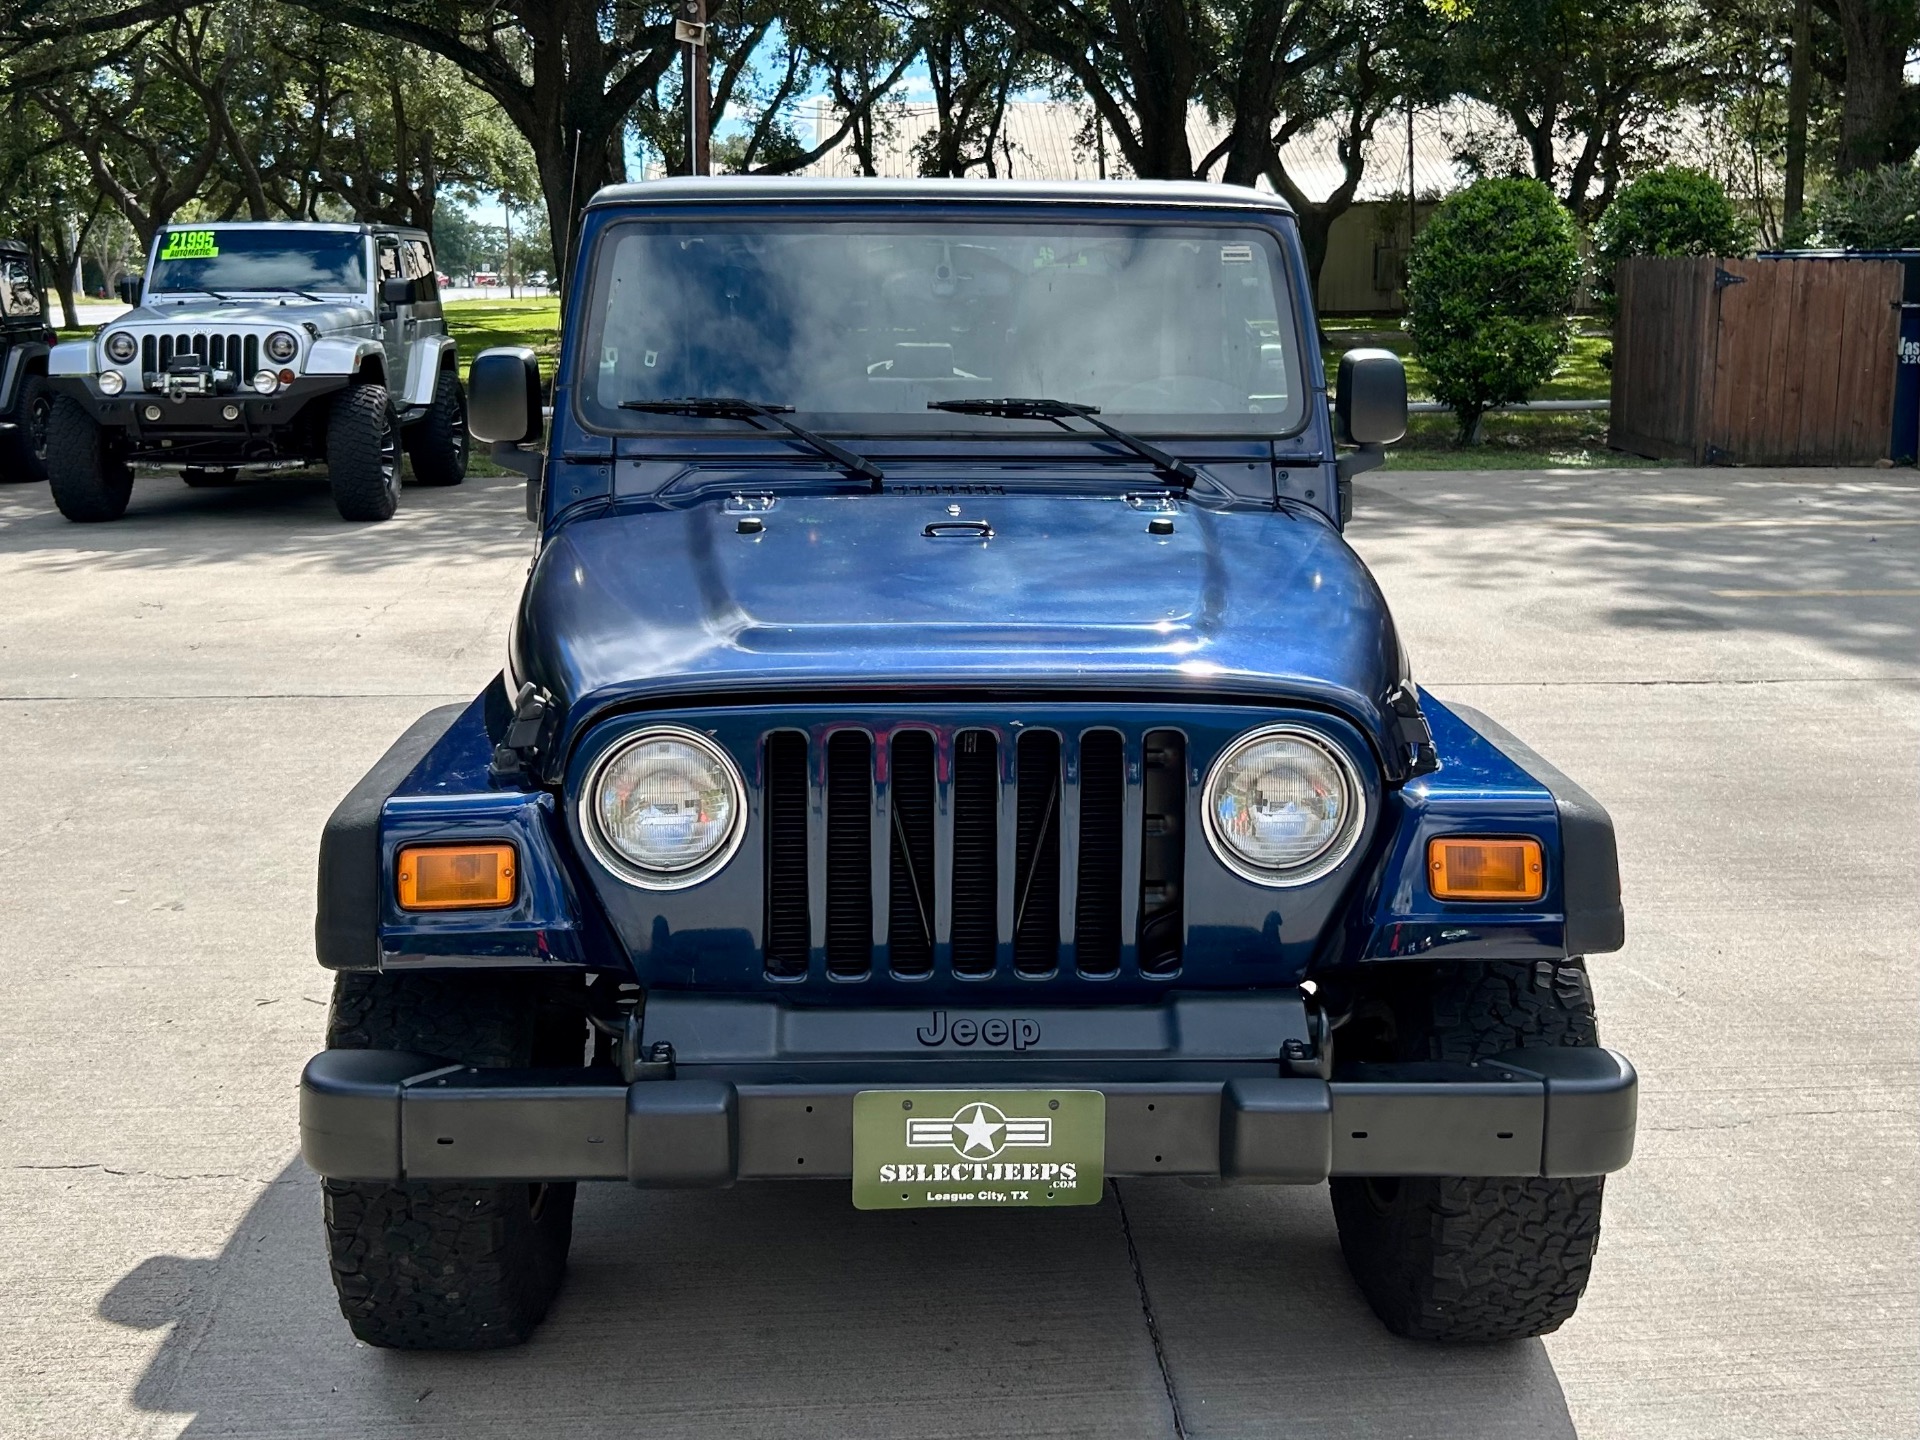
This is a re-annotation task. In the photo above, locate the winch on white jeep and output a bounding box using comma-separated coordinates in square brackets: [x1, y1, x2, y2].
[45, 221, 467, 522]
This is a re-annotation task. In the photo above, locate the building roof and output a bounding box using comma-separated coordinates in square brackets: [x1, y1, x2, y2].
[586, 175, 1291, 212]
[793, 100, 1487, 203]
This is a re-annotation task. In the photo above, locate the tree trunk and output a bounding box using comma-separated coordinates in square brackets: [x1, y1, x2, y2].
[1834, 0, 1920, 172]
[1785, 0, 1811, 226]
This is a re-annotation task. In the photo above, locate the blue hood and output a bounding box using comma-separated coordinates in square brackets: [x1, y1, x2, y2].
[512, 492, 1410, 773]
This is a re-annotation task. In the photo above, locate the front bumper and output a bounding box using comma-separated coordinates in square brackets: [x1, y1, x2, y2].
[300, 1044, 1637, 1187]
[48, 374, 349, 459]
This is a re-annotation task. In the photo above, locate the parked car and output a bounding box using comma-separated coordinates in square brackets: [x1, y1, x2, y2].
[0, 237, 54, 481]
[300, 177, 1636, 1353]
[44, 221, 466, 521]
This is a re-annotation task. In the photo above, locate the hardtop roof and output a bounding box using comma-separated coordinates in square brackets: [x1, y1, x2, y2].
[584, 176, 1293, 216]
[152, 220, 428, 239]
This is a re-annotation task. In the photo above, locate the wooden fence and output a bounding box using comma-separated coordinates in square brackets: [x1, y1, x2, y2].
[1610, 255, 1904, 465]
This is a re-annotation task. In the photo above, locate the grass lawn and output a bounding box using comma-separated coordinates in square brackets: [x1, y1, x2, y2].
[1320, 313, 1613, 403]
[443, 297, 563, 380]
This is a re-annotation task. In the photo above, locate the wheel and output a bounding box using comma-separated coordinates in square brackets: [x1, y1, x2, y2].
[181, 467, 240, 487]
[403, 370, 468, 486]
[325, 381, 399, 521]
[44, 395, 134, 521]
[1330, 959, 1607, 1342]
[321, 971, 585, 1350]
[1, 372, 52, 482]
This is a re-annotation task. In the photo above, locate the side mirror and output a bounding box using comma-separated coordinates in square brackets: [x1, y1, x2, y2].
[380, 276, 415, 306]
[468, 346, 543, 446]
[1335, 348, 1408, 447]
[116, 275, 142, 307]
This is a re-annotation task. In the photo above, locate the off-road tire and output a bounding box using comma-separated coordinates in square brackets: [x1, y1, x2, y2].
[1330, 959, 1606, 1342]
[1, 371, 52, 482]
[320, 971, 583, 1350]
[181, 466, 239, 487]
[325, 381, 399, 521]
[403, 369, 468, 486]
[45, 395, 134, 521]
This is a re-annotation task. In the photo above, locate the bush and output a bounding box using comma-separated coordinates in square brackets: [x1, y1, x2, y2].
[1817, 164, 1920, 250]
[1592, 167, 1751, 310]
[1405, 177, 1581, 444]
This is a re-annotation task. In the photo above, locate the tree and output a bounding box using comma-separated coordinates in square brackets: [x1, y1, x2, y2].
[912, 1, 1037, 176]
[1424, 0, 1708, 218]
[1819, 161, 1920, 244]
[1406, 176, 1580, 442]
[1827, 0, 1920, 172]
[1591, 166, 1751, 310]
[271, 0, 679, 285]
[1202, 0, 1420, 297]
[986, 0, 1211, 178]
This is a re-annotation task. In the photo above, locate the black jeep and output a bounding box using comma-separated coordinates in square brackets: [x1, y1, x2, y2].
[0, 237, 53, 482]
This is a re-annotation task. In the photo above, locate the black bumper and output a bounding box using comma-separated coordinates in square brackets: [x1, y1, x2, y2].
[48, 374, 350, 459]
[300, 1044, 1637, 1187]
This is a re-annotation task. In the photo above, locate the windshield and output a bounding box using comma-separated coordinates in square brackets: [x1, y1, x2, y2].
[149, 228, 367, 294]
[578, 219, 1304, 436]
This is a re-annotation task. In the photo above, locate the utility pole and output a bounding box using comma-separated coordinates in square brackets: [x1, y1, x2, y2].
[504, 201, 514, 299]
[677, 0, 710, 176]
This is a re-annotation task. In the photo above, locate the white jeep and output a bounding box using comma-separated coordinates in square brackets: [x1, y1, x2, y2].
[45, 221, 466, 522]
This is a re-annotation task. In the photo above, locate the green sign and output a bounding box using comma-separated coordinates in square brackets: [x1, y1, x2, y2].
[160, 230, 219, 260]
[852, 1090, 1105, 1210]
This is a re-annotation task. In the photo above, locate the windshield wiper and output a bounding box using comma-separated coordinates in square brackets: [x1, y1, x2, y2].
[928, 397, 1198, 486]
[620, 397, 885, 489]
[155, 288, 233, 302]
[231, 286, 325, 302]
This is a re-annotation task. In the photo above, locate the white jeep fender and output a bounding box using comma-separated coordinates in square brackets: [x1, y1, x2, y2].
[48, 339, 97, 377]
[305, 338, 386, 384]
[400, 333, 457, 408]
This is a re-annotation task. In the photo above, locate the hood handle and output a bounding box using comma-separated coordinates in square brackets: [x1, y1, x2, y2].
[923, 520, 993, 540]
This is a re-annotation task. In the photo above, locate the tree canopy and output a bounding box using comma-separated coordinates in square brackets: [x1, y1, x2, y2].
[0, 0, 1911, 299]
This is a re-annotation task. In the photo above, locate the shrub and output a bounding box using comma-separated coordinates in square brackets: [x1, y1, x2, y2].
[1592, 167, 1752, 309]
[1405, 177, 1581, 444]
[1817, 164, 1920, 250]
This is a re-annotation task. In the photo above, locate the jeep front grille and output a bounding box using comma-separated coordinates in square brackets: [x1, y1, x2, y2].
[762, 724, 1186, 981]
[140, 331, 259, 382]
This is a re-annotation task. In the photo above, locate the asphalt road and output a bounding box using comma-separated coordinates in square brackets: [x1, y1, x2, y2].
[0, 463, 1914, 1440]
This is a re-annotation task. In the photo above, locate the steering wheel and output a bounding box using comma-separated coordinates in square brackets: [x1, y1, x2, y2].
[1101, 374, 1239, 413]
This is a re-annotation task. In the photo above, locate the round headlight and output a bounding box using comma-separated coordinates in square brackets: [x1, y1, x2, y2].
[252, 369, 279, 395]
[103, 331, 138, 363]
[1202, 727, 1365, 886]
[264, 329, 299, 363]
[583, 727, 745, 888]
[97, 369, 125, 396]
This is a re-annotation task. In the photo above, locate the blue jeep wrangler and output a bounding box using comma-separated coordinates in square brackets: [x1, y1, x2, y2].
[301, 178, 1635, 1351]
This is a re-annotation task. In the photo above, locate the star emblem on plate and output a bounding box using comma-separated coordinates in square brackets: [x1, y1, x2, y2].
[952, 1103, 1006, 1156]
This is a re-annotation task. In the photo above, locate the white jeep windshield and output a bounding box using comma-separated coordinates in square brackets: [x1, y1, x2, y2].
[149, 228, 367, 294]
[578, 219, 1305, 436]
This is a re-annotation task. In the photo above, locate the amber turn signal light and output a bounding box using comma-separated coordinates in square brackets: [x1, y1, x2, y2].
[1428, 837, 1544, 902]
[397, 843, 517, 911]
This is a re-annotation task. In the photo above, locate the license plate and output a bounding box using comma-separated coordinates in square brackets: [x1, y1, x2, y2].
[851, 1090, 1105, 1209]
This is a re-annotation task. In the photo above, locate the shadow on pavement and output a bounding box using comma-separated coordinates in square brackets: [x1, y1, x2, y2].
[0, 467, 532, 578]
[101, 1161, 1576, 1440]
[1353, 470, 1920, 677]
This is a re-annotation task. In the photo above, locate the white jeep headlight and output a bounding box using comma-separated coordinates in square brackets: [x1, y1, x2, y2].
[1202, 727, 1365, 886]
[252, 369, 279, 395]
[264, 330, 299, 363]
[583, 727, 745, 888]
[97, 369, 125, 396]
[103, 331, 138, 364]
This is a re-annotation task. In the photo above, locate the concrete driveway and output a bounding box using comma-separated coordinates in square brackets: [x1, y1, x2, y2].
[0, 463, 1913, 1439]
